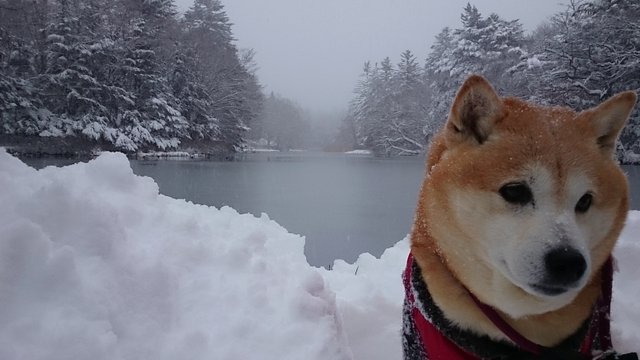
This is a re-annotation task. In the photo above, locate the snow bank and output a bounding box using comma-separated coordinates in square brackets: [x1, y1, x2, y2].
[0, 148, 638, 359]
[612, 210, 640, 353]
[0, 149, 350, 360]
[320, 240, 408, 360]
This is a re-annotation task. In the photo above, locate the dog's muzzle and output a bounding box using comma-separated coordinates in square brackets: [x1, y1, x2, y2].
[530, 246, 587, 296]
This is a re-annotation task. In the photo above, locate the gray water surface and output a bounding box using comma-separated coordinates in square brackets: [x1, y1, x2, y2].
[129, 153, 640, 267]
[130, 152, 426, 267]
[21, 153, 640, 267]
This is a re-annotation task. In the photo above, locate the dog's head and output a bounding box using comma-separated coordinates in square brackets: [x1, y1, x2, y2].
[422, 75, 636, 317]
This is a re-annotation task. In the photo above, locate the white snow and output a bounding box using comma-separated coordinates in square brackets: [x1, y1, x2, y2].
[135, 151, 201, 160]
[344, 149, 372, 155]
[611, 210, 640, 353]
[526, 55, 543, 69]
[248, 148, 280, 153]
[0, 148, 638, 359]
[622, 151, 640, 165]
[320, 240, 408, 360]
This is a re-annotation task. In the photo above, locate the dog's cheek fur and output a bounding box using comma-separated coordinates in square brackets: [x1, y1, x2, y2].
[570, 159, 629, 279]
[430, 185, 585, 317]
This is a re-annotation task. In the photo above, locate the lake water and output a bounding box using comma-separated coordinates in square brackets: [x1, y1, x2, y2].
[20, 152, 640, 267]
[129, 152, 426, 267]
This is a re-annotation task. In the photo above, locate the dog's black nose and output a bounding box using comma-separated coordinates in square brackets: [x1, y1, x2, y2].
[544, 247, 587, 286]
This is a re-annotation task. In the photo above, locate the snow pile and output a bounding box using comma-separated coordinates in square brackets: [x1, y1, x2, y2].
[0, 148, 638, 359]
[320, 240, 408, 360]
[612, 210, 640, 353]
[0, 149, 350, 360]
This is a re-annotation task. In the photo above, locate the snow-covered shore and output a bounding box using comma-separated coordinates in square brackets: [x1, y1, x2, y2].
[0, 149, 638, 359]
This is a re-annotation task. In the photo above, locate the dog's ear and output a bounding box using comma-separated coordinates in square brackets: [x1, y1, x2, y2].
[446, 75, 505, 145]
[579, 91, 637, 156]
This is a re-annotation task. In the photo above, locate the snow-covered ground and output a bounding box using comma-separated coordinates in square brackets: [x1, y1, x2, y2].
[344, 149, 373, 155]
[135, 151, 204, 160]
[0, 149, 638, 359]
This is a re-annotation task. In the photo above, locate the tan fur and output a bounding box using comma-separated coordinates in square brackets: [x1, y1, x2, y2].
[411, 75, 636, 346]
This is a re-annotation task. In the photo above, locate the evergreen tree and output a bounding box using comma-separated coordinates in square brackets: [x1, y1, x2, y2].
[169, 49, 220, 144]
[522, 0, 640, 160]
[181, 0, 260, 152]
[0, 25, 43, 136]
[385, 50, 427, 155]
[349, 53, 429, 156]
[0, 0, 262, 155]
[36, 0, 111, 138]
[423, 27, 456, 134]
[116, 16, 187, 150]
[424, 5, 525, 138]
[350, 62, 391, 155]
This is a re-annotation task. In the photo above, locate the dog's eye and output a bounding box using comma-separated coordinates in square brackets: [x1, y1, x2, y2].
[575, 193, 593, 213]
[499, 182, 533, 205]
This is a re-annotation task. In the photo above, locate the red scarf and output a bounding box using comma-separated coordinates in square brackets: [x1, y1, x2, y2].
[403, 253, 621, 360]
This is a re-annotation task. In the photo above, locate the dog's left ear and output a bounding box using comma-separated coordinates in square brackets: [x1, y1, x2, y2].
[446, 75, 506, 145]
[580, 91, 637, 156]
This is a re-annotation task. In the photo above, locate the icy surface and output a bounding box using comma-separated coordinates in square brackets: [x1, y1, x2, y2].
[0, 149, 638, 359]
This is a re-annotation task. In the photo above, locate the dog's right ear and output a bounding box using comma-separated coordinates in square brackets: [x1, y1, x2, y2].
[446, 75, 505, 145]
[578, 90, 637, 157]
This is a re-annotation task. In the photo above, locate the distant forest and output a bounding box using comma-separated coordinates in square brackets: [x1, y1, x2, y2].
[341, 0, 640, 163]
[2, 0, 640, 160]
[0, 0, 268, 155]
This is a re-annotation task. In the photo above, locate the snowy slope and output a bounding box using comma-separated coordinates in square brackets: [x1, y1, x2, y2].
[611, 210, 640, 353]
[0, 149, 638, 359]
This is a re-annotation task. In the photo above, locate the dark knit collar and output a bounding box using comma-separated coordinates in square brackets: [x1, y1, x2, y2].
[409, 259, 592, 360]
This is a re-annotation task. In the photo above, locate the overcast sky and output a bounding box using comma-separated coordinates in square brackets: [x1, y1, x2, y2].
[175, 0, 566, 113]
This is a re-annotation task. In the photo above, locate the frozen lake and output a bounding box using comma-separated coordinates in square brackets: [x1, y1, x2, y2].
[130, 152, 425, 267]
[22, 152, 640, 267]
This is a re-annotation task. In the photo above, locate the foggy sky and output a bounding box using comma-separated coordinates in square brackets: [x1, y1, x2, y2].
[175, 0, 566, 113]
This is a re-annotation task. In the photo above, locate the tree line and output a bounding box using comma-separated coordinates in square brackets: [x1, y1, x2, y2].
[0, 0, 262, 155]
[345, 0, 640, 162]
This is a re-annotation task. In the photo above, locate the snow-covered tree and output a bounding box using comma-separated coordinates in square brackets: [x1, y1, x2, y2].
[169, 49, 220, 144]
[36, 0, 112, 138]
[348, 52, 430, 156]
[0, 0, 262, 155]
[350, 61, 392, 155]
[181, 0, 253, 152]
[423, 27, 456, 135]
[522, 0, 640, 159]
[424, 4, 526, 135]
[0, 26, 44, 136]
[384, 50, 428, 155]
[343, 1, 639, 159]
[113, 13, 187, 151]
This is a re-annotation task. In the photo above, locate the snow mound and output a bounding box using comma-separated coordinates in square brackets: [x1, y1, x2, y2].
[0, 148, 638, 359]
[0, 149, 350, 360]
[612, 211, 640, 353]
[320, 240, 409, 360]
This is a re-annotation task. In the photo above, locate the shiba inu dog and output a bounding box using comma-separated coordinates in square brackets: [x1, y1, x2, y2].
[403, 75, 637, 359]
